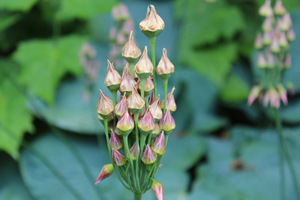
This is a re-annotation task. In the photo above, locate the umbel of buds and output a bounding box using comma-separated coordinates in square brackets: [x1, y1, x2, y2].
[248, 0, 295, 109]
[95, 4, 175, 200]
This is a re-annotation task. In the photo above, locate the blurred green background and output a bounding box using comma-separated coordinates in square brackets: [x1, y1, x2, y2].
[1, 0, 300, 199]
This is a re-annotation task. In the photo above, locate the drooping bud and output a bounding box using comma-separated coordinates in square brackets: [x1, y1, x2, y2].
[266, 50, 275, 68]
[255, 33, 263, 49]
[97, 90, 114, 118]
[271, 37, 280, 53]
[257, 53, 267, 68]
[160, 87, 177, 112]
[152, 180, 164, 200]
[287, 28, 296, 41]
[135, 46, 153, 79]
[95, 164, 114, 185]
[274, 0, 286, 15]
[156, 48, 175, 79]
[129, 142, 140, 160]
[149, 95, 163, 122]
[112, 149, 127, 166]
[105, 60, 122, 92]
[122, 31, 142, 63]
[139, 5, 165, 38]
[279, 14, 292, 31]
[263, 17, 273, 31]
[151, 132, 166, 155]
[277, 84, 288, 105]
[259, 0, 273, 17]
[159, 109, 176, 133]
[270, 88, 280, 108]
[279, 32, 288, 48]
[142, 145, 157, 164]
[284, 54, 291, 68]
[248, 85, 261, 105]
[138, 109, 155, 135]
[115, 94, 127, 118]
[263, 31, 272, 45]
[137, 77, 154, 96]
[117, 110, 134, 136]
[127, 87, 145, 113]
[112, 3, 130, 22]
[110, 129, 123, 150]
[120, 64, 136, 95]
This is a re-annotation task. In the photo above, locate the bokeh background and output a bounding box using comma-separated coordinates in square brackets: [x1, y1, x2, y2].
[1, 0, 300, 199]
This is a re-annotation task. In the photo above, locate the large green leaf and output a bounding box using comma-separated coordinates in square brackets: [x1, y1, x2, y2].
[0, 60, 34, 159]
[0, 14, 20, 32]
[13, 35, 86, 104]
[0, 0, 38, 11]
[0, 153, 33, 200]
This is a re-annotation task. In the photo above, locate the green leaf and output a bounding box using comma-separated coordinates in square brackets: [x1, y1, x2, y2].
[0, 14, 20, 32]
[0, 0, 38, 11]
[0, 60, 34, 159]
[0, 153, 33, 200]
[57, 0, 117, 21]
[13, 35, 86, 104]
[220, 74, 250, 102]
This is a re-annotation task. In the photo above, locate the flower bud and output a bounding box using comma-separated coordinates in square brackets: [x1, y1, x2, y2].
[152, 123, 161, 136]
[156, 48, 175, 79]
[110, 129, 123, 150]
[109, 27, 117, 41]
[152, 180, 164, 200]
[257, 53, 267, 68]
[122, 31, 142, 63]
[271, 37, 280, 53]
[255, 33, 263, 49]
[138, 109, 155, 135]
[287, 82, 295, 96]
[120, 64, 136, 95]
[279, 14, 292, 31]
[159, 109, 176, 133]
[259, 0, 273, 17]
[248, 85, 261, 105]
[127, 87, 145, 113]
[151, 132, 166, 155]
[148, 91, 155, 105]
[116, 32, 126, 45]
[263, 17, 273, 31]
[129, 142, 140, 160]
[135, 46, 153, 79]
[139, 5, 165, 38]
[117, 110, 134, 136]
[149, 95, 163, 122]
[97, 90, 114, 118]
[95, 164, 114, 185]
[287, 28, 296, 41]
[266, 51, 275, 68]
[112, 149, 127, 166]
[98, 113, 113, 126]
[274, 0, 286, 15]
[284, 54, 291, 68]
[122, 19, 134, 35]
[263, 31, 272, 45]
[112, 3, 130, 22]
[142, 144, 157, 164]
[279, 32, 288, 48]
[160, 87, 177, 112]
[115, 94, 127, 118]
[105, 60, 122, 92]
[270, 88, 280, 108]
[137, 77, 154, 96]
[277, 84, 288, 105]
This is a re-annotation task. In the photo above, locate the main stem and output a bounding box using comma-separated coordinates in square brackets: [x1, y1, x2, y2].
[134, 193, 142, 200]
[163, 79, 168, 114]
[134, 113, 141, 192]
[275, 109, 300, 199]
[150, 37, 157, 99]
[129, 63, 134, 77]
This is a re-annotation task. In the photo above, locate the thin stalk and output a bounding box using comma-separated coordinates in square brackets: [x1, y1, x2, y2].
[145, 98, 149, 110]
[123, 136, 137, 189]
[278, 133, 286, 200]
[140, 78, 146, 99]
[163, 79, 168, 114]
[140, 134, 147, 157]
[134, 113, 141, 192]
[134, 193, 142, 200]
[275, 109, 300, 199]
[112, 90, 117, 126]
[150, 37, 157, 99]
[130, 63, 134, 77]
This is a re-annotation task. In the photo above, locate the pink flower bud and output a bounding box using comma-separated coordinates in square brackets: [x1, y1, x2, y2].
[127, 87, 145, 112]
[287, 28, 296, 41]
[287, 82, 295, 96]
[135, 46, 153, 79]
[270, 89, 280, 108]
[159, 110, 176, 133]
[96, 90, 114, 118]
[148, 91, 155, 105]
[152, 123, 161, 136]
[274, 0, 286, 15]
[271, 37, 280, 53]
[129, 142, 140, 160]
[259, 0, 273, 17]
[112, 149, 127, 166]
[152, 180, 164, 200]
[116, 32, 126, 45]
[121, 19, 134, 35]
[149, 95, 163, 122]
[109, 27, 117, 41]
[117, 110, 134, 136]
[284, 54, 291, 68]
[160, 87, 177, 112]
[263, 17, 273, 31]
[277, 84, 288, 105]
[263, 31, 272, 45]
[115, 94, 127, 118]
[110, 129, 123, 150]
[151, 132, 166, 155]
[142, 145, 157, 164]
[120, 64, 136, 94]
[138, 109, 155, 135]
[257, 53, 267, 68]
[255, 33, 263, 49]
[112, 3, 130, 22]
[95, 164, 114, 185]
[279, 14, 292, 31]
[248, 86, 261, 105]
[105, 60, 122, 91]
[267, 51, 274, 68]
[279, 32, 288, 48]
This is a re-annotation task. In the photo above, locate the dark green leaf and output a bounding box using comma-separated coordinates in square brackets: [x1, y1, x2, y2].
[0, 0, 38, 11]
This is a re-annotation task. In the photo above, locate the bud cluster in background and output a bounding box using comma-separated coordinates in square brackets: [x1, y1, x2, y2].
[95, 4, 175, 200]
[248, 0, 295, 108]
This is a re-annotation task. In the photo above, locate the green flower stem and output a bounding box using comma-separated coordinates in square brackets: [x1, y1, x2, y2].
[145, 98, 149, 110]
[163, 79, 168, 113]
[112, 90, 117, 126]
[140, 78, 146, 99]
[275, 109, 300, 200]
[134, 113, 141, 192]
[140, 134, 147, 157]
[278, 133, 286, 200]
[123, 135, 137, 189]
[129, 63, 134, 77]
[134, 193, 142, 200]
[104, 119, 130, 190]
[150, 37, 157, 99]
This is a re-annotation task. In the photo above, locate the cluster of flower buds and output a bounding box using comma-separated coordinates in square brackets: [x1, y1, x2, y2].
[248, 0, 295, 108]
[109, 3, 134, 69]
[95, 5, 175, 200]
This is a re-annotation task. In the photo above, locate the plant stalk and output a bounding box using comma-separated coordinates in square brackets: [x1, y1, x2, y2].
[163, 79, 168, 114]
[134, 193, 142, 200]
[150, 37, 157, 99]
[134, 113, 141, 192]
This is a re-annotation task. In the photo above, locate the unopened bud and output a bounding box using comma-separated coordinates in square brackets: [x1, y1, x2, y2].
[284, 54, 291, 68]
[257, 53, 267, 68]
[255, 33, 263, 49]
[279, 14, 292, 31]
[105, 60, 122, 91]
[127, 87, 145, 113]
[110, 129, 123, 150]
[151, 132, 166, 155]
[135, 46, 153, 79]
[138, 109, 155, 135]
[159, 109, 176, 133]
[274, 0, 286, 15]
[152, 180, 164, 200]
[120, 64, 136, 95]
[279, 32, 288, 48]
[116, 32, 126, 45]
[117, 110, 134, 136]
[271, 37, 280, 53]
[115, 94, 127, 118]
[287, 28, 296, 41]
[122, 31, 142, 63]
[112, 149, 127, 166]
[263, 17, 273, 31]
[149, 95, 163, 122]
[137, 77, 154, 96]
[287, 82, 295, 96]
[112, 3, 130, 22]
[156, 48, 175, 79]
[129, 142, 140, 160]
[95, 164, 114, 185]
[270, 88, 280, 108]
[142, 144, 157, 164]
[109, 27, 117, 41]
[277, 84, 288, 105]
[160, 87, 177, 112]
[152, 123, 161, 136]
[248, 85, 261, 106]
[259, 0, 273, 17]
[263, 31, 272, 45]
[97, 90, 114, 118]
[139, 5, 165, 38]
[148, 91, 155, 105]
